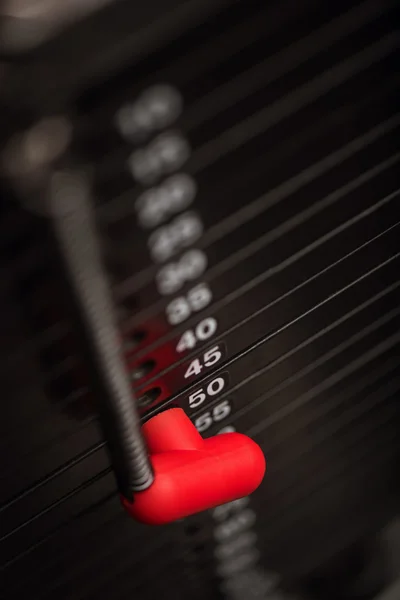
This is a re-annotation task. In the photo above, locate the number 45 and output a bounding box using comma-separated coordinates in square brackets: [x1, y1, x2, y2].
[184, 346, 222, 379]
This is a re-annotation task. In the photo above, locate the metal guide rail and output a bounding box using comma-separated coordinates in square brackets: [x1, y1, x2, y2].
[0, 1, 399, 599]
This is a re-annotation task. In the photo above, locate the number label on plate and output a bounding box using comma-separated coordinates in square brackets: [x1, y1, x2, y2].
[213, 509, 257, 542]
[182, 372, 230, 412]
[156, 248, 207, 296]
[116, 84, 183, 143]
[135, 173, 196, 230]
[148, 211, 203, 263]
[183, 342, 226, 380]
[129, 130, 190, 186]
[192, 398, 233, 432]
[166, 282, 212, 325]
[176, 317, 218, 353]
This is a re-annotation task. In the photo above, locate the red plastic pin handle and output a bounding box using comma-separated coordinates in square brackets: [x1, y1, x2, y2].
[121, 408, 266, 524]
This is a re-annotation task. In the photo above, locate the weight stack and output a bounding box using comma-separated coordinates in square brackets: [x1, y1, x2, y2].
[0, 1, 399, 599]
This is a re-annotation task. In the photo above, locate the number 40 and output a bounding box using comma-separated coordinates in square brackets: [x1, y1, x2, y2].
[176, 317, 217, 353]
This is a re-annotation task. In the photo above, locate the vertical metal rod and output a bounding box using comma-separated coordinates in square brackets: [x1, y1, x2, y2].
[49, 169, 154, 500]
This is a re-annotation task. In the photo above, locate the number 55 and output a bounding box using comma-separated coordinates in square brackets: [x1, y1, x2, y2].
[194, 400, 232, 432]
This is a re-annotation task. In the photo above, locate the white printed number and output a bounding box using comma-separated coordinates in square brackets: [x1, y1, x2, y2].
[214, 532, 258, 560]
[214, 509, 256, 542]
[116, 85, 182, 142]
[129, 131, 190, 185]
[156, 249, 207, 296]
[217, 425, 236, 434]
[166, 283, 212, 325]
[188, 376, 226, 408]
[194, 400, 231, 432]
[176, 317, 217, 352]
[135, 174, 196, 229]
[212, 497, 249, 521]
[184, 346, 222, 379]
[217, 550, 260, 578]
[149, 211, 203, 263]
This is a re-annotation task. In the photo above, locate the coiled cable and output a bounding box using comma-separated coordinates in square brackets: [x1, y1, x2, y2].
[48, 168, 154, 500]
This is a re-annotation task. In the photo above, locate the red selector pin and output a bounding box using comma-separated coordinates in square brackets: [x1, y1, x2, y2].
[121, 408, 266, 525]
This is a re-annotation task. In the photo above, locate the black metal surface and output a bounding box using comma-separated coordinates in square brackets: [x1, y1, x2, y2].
[0, 1, 399, 599]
